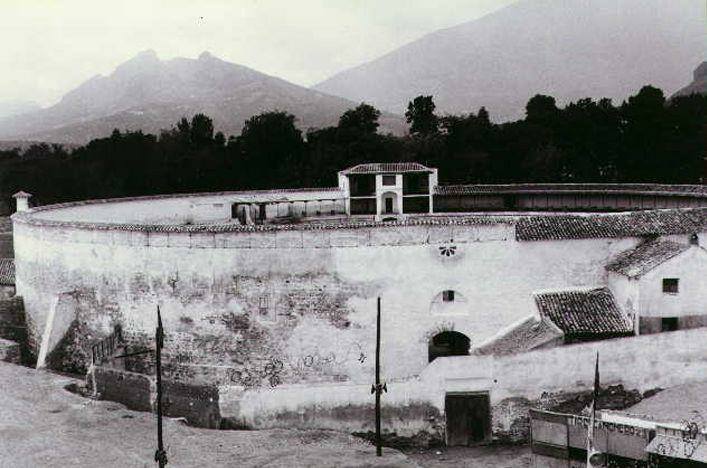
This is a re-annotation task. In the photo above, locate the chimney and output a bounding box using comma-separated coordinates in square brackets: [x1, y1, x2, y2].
[12, 191, 32, 212]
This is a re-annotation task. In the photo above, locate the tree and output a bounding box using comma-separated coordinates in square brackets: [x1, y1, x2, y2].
[405, 95, 439, 136]
[236, 111, 305, 188]
[189, 113, 214, 146]
[338, 103, 381, 135]
[525, 94, 559, 124]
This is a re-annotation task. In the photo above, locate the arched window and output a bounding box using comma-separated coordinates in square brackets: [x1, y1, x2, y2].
[430, 290, 467, 315]
[428, 331, 470, 363]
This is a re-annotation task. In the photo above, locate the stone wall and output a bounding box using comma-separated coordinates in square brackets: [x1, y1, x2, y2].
[93, 367, 153, 412]
[92, 366, 221, 428]
[0, 296, 29, 363]
[16, 214, 661, 385]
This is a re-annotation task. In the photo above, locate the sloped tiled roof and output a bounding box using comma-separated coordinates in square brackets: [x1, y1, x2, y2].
[0, 258, 14, 285]
[474, 315, 563, 356]
[435, 183, 707, 197]
[606, 240, 692, 278]
[516, 208, 706, 241]
[340, 162, 433, 174]
[534, 287, 632, 337]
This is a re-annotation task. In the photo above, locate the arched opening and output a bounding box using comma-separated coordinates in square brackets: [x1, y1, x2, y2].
[380, 191, 399, 215]
[430, 290, 467, 315]
[428, 331, 470, 363]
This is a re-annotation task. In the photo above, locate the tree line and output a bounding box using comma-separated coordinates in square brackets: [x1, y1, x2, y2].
[0, 85, 705, 211]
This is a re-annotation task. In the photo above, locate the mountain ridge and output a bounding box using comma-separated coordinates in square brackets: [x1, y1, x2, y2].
[314, 0, 707, 121]
[0, 51, 405, 144]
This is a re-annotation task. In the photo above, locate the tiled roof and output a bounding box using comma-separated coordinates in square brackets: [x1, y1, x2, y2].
[0, 258, 14, 285]
[474, 315, 563, 356]
[516, 208, 706, 241]
[435, 183, 707, 197]
[534, 287, 633, 337]
[14, 206, 706, 241]
[606, 240, 692, 278]
[341, 162, 433, 174]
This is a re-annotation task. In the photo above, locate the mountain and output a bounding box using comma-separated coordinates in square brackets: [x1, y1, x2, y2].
[314, 0, 707, 121]
[0, 50, 405, 144]
[672, 62, 707, 98]
[0, 100, 41, 119]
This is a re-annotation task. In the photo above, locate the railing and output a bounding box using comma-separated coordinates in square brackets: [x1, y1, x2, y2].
[90, 325, 123, 365]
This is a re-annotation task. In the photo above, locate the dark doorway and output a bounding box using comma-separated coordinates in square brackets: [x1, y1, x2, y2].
[445, 393, 491, 446]
[385, 197, 393, 214]
[428, 331, 470, 362]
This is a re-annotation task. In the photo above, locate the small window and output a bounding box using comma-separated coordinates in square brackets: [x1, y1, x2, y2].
[442, 290, 455, 302]
[382, 175, 396, 186]
[662, 278, 679, 294]
[661, 317, 678, 332]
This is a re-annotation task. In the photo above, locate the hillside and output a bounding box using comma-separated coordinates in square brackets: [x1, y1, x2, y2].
[314, 0, 706, 121]
[0, 100, 41, 119]
[0, 51, 405, 144]
[672, 61, 707, 98]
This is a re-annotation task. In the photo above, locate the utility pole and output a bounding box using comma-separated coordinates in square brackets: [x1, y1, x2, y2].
[371, 297, 387, 457]
[154, 306, 168, 468]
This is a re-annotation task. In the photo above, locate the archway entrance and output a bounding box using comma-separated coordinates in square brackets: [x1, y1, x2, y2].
[428, 331, 470, 363]
[380, 191, 399, 215]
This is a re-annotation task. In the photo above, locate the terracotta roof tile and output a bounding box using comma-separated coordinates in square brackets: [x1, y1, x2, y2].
[341, 162, 433, 174]
[516, 209, 706, 241]
[606, 240, 692, 278]
[435, 183, 707, 197]
[474, 315, 563, 356]
[534, 287, 633, 337]
[0, 258, 14, 285]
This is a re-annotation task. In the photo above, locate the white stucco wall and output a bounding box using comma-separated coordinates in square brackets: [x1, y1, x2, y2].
[637, 247, 707, 318]
[13, 208, 662, 382]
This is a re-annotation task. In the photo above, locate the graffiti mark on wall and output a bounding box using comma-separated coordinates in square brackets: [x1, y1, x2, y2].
[227, 357, 284, 388]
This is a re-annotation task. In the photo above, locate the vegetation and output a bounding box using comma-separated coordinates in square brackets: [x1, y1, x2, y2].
[0, 86, 705, 209]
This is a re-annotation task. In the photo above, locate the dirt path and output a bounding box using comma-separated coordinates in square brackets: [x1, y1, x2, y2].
[0, 362, 417, 467]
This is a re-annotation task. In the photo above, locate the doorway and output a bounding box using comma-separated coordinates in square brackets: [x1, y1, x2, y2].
[385, 197, 393, 213]
[381, 191, 398, 215]
[445, 392, 491, 446]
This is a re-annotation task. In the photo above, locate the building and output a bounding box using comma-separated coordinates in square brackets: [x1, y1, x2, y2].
[530, 381, 707, 467]
[338, 162, 437, 218]
[8, 163, 707, 444]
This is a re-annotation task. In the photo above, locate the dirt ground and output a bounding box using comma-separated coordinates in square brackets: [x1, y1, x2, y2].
[405, 445, 531, 468]
[0, 362, 531, 467]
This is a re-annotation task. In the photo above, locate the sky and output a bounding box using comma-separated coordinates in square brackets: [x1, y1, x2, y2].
[0, 0, 518, 106]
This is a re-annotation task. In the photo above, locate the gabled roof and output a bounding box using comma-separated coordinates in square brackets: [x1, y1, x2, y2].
[340, 162, 433, 175]
[606, 240, 692, 278]
[0, 258, 14, 285]
[534, 287, 632, 338]
[12, 191, 32, 198]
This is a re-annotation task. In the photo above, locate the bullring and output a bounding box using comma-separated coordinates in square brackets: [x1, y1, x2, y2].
[10, 163, 707, 444]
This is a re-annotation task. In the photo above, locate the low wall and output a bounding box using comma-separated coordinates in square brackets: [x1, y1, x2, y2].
[0, 296, 29, 363]
[221, 328, 707, 442]
[92, 366, 221, 428]
[93, 367, 153, 412]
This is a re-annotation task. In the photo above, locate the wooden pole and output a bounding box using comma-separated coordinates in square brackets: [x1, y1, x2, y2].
[375, 296, 382, 457]
[155, 306, 167, 468]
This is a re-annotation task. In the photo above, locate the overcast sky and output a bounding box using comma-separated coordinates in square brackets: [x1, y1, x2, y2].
[0, 0, 517, 106]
